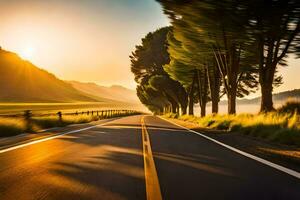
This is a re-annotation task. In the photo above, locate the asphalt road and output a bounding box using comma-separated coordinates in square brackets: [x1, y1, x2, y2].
[0, 115, 299, 200]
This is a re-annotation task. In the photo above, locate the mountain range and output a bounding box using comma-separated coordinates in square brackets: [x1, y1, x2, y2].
[68, 81, 139, 103]
[0, 48, 137, 103]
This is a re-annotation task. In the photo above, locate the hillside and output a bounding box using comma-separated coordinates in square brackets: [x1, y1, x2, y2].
[238, 89, 300, 105]
[218, 89, 300, 105]
[0, 48, 98, 103]
[69, 81, 139, 104]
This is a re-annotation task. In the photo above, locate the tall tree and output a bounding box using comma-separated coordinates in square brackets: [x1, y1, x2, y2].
[157, 0, 258, 114]
[130, 27, 187, 114]
[247, 0, 300, 112]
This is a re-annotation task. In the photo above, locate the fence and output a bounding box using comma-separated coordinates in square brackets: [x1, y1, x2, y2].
[0, 109, 142, 131]
[0, 109, 141, 118]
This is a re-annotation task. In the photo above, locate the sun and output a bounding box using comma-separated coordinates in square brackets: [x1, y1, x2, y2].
[19, 46, 35, 60]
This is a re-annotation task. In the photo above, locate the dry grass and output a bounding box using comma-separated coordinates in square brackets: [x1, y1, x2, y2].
[164, 111, 300, 147]
[31, 115, 100, 129]
[0, 117, 26, 137]
[0, 111, 139, 137]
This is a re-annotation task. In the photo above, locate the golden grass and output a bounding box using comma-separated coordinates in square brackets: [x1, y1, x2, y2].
[0, 117, 26, 137]
[0, 111, 139, 137]
[32, 115, 99, 129]
[164, 112, 300, 147]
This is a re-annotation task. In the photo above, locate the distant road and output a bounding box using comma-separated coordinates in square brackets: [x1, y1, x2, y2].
[0, 115, 299, 200]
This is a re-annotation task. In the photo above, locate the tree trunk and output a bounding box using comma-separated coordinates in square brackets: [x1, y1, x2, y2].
[211, 98, 218, 114]
[188, 72, 196, 115]
[188, 95, 194, 115]
[200, 101, 206, 117]
[258, 48, 276, 112]
[227, 92, 236, 114]
[207, 64, 220, 114]
[196, 70, 203, 117]
[171, 102, 177, 114]
[181, 105, 187, 115]
[260, 82, 275, 112]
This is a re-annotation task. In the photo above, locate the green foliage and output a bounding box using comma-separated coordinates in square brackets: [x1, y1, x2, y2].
[133, 0, 299, 115]
[157, 0, 260, 114]
[131, 27, 188, 114]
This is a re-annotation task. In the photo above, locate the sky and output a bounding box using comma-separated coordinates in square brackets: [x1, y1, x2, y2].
[0, 0, 169, 89]
[0, 0, 298, 96]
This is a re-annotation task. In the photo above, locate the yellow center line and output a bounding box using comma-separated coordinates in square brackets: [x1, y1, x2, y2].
[141, 116, 163, 200]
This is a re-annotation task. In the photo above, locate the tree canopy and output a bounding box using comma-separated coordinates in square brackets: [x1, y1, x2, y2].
[131, 0, 300, 116]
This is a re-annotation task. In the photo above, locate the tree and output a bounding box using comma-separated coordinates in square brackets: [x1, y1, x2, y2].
[165, 27, 212, 116]
[136, 84, 169, 114]
[157, 0, 258, 114]
[164, 30, 198, 115]
[149, 75, 188, 114]
[130, 27, 188, 114]
[247, 0, 300, 112]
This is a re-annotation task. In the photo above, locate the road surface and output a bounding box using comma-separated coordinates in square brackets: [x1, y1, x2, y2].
[0, 115, 299, 200]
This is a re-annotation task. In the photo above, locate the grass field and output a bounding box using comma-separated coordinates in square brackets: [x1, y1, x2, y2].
[0, 101, 146, 137]
[0, 110, 140, 137]
[0, 102, 146, 115]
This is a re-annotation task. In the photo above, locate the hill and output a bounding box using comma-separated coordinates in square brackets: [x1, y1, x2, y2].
[69, 81, 139, 104]
[238, 89, 300, 105]
[218, 89, 300, 105]
[0, 48, 98, 103]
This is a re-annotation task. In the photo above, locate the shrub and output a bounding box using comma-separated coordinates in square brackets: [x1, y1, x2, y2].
[277, 100, 300, 114]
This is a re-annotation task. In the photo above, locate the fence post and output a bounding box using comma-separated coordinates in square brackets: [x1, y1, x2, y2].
[57, 111, 62, 124]
[24, 110, 32, 132]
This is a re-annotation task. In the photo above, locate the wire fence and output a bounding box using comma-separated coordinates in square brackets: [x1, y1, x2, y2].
[0, 109, 141, 118]
[0, 109, 142, 136]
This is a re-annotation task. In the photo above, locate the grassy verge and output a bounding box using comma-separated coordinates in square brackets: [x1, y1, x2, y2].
[0, 112, 138, 138]
[0, 118, 27, 137]
[163, 111, 300, 147]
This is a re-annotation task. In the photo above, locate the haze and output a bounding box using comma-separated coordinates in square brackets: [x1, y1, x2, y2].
[0, 0, 298, 94]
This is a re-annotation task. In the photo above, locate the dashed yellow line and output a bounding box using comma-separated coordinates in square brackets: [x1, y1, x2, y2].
[141, 116, 163, 200]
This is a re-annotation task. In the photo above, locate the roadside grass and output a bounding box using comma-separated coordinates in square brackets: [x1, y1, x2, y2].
[164, 106, 300, 147]
[0, 117, 26, 137]
[0, 112, 139, 138]
[31, 115, 100, 129]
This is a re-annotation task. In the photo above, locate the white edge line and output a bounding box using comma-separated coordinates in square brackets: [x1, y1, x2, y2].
[0, 120, 113, 154]
[158, 116, 300, 180]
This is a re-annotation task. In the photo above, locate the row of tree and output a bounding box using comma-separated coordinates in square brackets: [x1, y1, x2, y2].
[131, 0, 300, 116]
